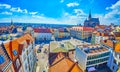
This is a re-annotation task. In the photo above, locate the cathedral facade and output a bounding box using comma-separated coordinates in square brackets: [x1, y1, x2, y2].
[84, 11, 100, 28]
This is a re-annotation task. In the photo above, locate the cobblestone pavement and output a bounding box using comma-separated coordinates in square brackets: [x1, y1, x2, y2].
[36, 44, 49, 72]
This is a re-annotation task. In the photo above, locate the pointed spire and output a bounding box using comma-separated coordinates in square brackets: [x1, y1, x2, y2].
[88, 9, 91, 20]
[11, 19, 13, 25]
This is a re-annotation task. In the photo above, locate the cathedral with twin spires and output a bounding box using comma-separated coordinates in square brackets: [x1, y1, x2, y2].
[84, 10, 100, 28]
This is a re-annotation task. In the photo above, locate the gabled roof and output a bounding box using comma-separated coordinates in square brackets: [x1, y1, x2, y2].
[4, 34, 34, 61]
[101, 40, 114, 48]
[114, 32, 120, 37]
[49, 52, 83, 72]
[4, 39, 19, 61]
[70, 63, 82, 72]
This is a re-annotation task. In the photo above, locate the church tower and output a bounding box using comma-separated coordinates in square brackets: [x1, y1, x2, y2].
[11, 19, 13, 25]
[88, 10, 91, 20]
[10, 19, 14, 30]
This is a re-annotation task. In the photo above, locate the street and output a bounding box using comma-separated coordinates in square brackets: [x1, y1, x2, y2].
[35, 44, 49, 72]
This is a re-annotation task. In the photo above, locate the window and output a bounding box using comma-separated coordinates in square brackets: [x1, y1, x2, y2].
[16, 59, 20, 69]
[112, 66, 114, 70]
[25, 63, 27, 70]
[13, 50, 17, 56]
[26, 50, 28, 55]
[0, 55, 5, 64]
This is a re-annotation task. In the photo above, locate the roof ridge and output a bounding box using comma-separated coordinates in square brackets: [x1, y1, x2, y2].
[50, 56, 65, 67]
[67, 62, 77, 72]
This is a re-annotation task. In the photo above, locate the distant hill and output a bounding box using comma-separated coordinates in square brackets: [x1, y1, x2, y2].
[0, 23, 76, 28]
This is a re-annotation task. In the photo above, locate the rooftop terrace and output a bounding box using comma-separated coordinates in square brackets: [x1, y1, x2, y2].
[50, 40, 75, 53]
[84, 47, 108, 54]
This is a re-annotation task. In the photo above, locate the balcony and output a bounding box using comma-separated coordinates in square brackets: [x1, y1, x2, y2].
[87, 52, 110, 60]
[87, 57, 109, 67]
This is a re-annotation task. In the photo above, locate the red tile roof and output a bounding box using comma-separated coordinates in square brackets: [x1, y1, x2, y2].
[101, 40, 114, 48]
[71, 26, 94, 31]
[33, 28, 52, 33]
[95, 25, 106, 29]
[4, 34, 34, 61]
[4, 39, 19, 61]
[49, 52, 83, 72]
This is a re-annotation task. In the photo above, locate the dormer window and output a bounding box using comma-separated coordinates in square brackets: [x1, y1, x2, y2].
[0, 55, 5, 64]
[13, 50, 17, 56]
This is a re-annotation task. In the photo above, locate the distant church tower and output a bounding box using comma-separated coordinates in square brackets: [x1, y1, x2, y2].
[10, 19, 15, 30]
[84, 10, 100, 28]
[88, 10, 91, 20]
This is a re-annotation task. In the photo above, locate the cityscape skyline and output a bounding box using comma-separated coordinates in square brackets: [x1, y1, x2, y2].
[0, 0, 120, 72]
[0, 0, 119, 25]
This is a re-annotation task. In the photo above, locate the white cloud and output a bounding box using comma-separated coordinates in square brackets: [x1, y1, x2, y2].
[23, 9, 28, 13]
[0, 4, 11, 9]
[0, 11, 12, 15]
[0, 11, 86, 25]
[94, 14, 110, 25]
[66, 2, 79, 7]
[10, 7, 28, 13]
[74, 9, 86, 17]
[0, 7, 87, 25]
[61, 10, 87, 24]
[0, 3, 28, 15]
[104, 9, 120, 19]
[104, 0, 120, 24]
[0, 3, 86, 25]
[0, 15, 65, 24]
[29, 12, 38, 15]
[60, 0, 64, 3]
[94, 13, 120, 25]
[107, 0, 120, 9]
[105, 7, 109, 10]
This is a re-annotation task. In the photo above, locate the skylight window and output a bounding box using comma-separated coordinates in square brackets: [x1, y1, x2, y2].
[13, 50, 18, 56]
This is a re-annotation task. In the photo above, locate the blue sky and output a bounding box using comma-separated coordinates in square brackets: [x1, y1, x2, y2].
[0, 0, 119, 25]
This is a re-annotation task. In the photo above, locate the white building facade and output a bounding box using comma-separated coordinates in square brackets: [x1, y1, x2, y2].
[34, 28, 52, 41]
[75, 46, 110, 71]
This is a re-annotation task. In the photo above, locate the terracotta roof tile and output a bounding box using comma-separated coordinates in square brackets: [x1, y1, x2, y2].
[71, 27, 94, 31]
[49, 52, 83, 72]
[70, 63, 82, 72]
[4, 39, 19, 61]
[115, 43, 120, 53]
[33, 28, 52, 33]
[101, 40, 114, 48]
[4, 34, 34, 61]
